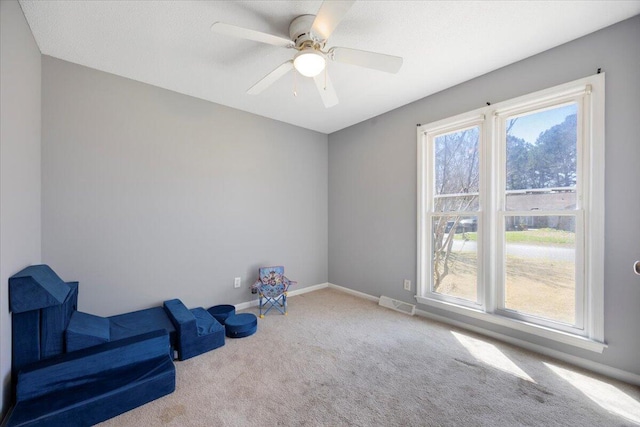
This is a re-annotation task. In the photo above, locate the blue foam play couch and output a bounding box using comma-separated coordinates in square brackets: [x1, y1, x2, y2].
[7, 330, 175, 427]
[5, 264, 226, 426]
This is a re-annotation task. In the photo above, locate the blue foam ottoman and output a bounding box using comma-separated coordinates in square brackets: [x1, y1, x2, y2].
[207, 305, 236, 325]
[224, 313, 257, 338]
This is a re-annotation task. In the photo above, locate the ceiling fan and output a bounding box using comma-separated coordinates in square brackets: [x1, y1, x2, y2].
[210, 0, 403, 108]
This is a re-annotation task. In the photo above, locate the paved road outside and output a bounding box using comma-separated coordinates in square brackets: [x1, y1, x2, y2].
[450, 240, 574, 262]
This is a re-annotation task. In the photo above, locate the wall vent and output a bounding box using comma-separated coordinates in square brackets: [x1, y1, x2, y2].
[378, 296, 416, 316]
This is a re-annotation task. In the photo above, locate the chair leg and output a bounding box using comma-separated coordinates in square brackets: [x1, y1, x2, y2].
[258, 292, 288, 316]
[259, 294, 264, 318]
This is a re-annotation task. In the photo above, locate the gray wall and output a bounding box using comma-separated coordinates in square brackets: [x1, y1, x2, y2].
[42, 57, 328, 316]
[329, 16, 640, 375]
[0, 0, 42, 415]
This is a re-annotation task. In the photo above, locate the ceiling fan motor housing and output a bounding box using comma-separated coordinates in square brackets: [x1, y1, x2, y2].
[289, 15, 321, 48]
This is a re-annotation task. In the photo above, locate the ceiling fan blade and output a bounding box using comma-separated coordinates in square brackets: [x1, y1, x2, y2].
[211, 22, 294, 48]
[247, 61, 294, 95]
[329, 47, 403, 74]
[311, 0, 356, 41]
[313, 72, 339, 108]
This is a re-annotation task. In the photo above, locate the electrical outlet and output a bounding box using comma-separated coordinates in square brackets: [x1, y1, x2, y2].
[234, 277, 241, 288]
[403, 279, 411, 291]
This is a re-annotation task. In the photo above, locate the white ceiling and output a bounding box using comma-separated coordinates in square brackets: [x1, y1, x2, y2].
[19, 1, 640, 134]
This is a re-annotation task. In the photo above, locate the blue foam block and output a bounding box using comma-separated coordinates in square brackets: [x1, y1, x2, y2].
[207, 305, 236, 325]
[224, 313, 257, 338]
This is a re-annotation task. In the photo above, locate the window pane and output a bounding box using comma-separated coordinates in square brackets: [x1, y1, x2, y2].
[432, 215, 478, 303]
[503, 216, 576, 324]
[505, 104, 577, 210]
[434, 194, 479, 213]
[434, 127, 480, 208]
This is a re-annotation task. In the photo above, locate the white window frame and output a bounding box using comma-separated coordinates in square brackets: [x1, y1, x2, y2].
[418, 114, 485, 310]
[416, 74, 605, 352]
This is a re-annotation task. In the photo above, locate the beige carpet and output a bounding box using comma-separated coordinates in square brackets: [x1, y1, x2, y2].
[99, 288, 640, 426]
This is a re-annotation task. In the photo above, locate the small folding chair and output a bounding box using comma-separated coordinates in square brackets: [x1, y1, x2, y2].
[251, 266, 296, 318]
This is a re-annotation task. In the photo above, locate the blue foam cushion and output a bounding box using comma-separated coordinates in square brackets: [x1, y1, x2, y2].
[225, 313, 258, 338]
[9, 265, 71, 313]
[66, 311, 111, 352]
[41, 282, 78, 358]
[8, 330, 175, 427]
[12, 282, 79, 376]
[17, 331, 171, 401]
[12, 311, 40, 375]
[164, 300, 225, 360]
[191, 308, 220, 335]
[9, 356, 174, 427]
[109, 307, 176, 345]
[207, 305, 235, 325]
[163, 299, 195, 329]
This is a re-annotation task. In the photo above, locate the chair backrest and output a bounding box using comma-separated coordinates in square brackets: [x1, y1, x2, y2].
[258, 266, 285, 285]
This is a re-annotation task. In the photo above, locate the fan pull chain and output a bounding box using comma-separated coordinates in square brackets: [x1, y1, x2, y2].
[293, 70, 298, 97]
[323, 63, 327, 90]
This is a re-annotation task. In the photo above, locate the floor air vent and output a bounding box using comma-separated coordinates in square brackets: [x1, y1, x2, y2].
[378, 296, 416, 316]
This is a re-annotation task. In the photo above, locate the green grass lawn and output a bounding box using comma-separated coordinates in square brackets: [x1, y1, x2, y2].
[454, 228, 575, 245]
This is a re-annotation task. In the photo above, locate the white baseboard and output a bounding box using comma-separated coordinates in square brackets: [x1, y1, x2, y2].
[289, 282, 329, 296]
[328, 283, 380, 302]
[234, 282, 329, 311]
[326, 283, 640, 386]
[234, 299, 259, 311]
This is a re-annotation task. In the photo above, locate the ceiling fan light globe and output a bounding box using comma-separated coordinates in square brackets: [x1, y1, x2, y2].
[293, 51, 326, 77]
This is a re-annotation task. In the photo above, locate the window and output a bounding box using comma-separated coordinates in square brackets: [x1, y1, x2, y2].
[417, 75, 605, 351]
[431, 124, 481, 304]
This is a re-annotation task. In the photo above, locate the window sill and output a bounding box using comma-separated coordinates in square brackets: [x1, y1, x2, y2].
[415, 295, 606, 353]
